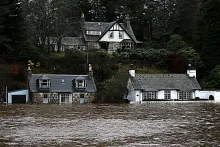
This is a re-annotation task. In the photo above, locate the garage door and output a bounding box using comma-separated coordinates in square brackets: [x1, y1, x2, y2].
[12, 95, 26, 104]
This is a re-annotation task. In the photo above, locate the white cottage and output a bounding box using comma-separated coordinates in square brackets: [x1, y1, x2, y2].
[127, 66, 201, 103]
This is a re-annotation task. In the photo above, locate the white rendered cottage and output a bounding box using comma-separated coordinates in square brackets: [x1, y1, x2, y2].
[127, 65, 201, 103]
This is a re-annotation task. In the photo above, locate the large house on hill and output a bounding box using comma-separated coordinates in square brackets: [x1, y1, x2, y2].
[127, 65, 202, 103]
[48, 14, 142, 52]
[82, 14, 142, 52]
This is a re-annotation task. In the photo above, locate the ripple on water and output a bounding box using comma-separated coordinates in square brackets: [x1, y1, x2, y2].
[0, 102, 220, 146]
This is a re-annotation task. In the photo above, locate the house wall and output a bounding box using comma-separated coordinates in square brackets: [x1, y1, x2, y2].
[215, 92, 220, 102]
[156, 90, 178, 100]
[157, 91, 164, 99]
[100, 24, 131, 42]
[32, 92, 95, 104]
[8, 90, 29, 104]
[171, 90, 178, 99]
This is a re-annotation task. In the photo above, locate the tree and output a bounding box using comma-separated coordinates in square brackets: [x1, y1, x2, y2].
[167, 34, 187, 51]
[0, 0, 23, 54]
[202, 65, 220, 88]
[22, 0, 81, 53]
[195, 0, 220, 69]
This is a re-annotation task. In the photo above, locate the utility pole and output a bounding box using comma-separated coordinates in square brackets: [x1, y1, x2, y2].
[6, 86, 7, 105]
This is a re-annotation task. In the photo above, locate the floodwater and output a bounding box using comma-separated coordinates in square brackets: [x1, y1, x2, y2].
[0, 102, 220, 147]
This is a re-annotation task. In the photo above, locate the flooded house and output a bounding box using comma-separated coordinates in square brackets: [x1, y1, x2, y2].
[29, 64, 96, 104]
[126, 64, 202, 103]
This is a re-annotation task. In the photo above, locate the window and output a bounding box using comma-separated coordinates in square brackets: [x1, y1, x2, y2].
[119, 31, 124, 39]
[80, 94, 85, 98]
[179, 91, 192, 100]
[39, 79, 50, 88]
[143, 92, 157, 100]
[86, 31, 101, 35]
[164, 90, 171, 99]
[78, 80, 84, 87]
[76, 80, 87, 88]
[61, 94, 70, 103]
[109, 31, 114, 38]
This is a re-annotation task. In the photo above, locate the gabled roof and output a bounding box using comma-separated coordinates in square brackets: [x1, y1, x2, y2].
[130, 74, 201, 91]
[82, 21, 142, 43]
[29, 74, 96, 93]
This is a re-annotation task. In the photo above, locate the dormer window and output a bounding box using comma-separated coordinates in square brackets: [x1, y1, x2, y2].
[86, 31, 101, 35]
[39, 79, 51, 89]
[76, 79, 87, 88]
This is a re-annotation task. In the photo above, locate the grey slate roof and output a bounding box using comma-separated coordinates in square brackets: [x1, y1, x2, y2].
[82, 21, 142, 43]
[29, 74, 96, 93]
[131, 74, 201, 91]
[49, 37, 85, 46]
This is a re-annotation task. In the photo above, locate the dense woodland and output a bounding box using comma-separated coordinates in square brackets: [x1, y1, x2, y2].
[0, 0, 220, 102]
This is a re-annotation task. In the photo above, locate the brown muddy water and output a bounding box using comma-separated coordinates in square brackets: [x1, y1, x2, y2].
[0, 102, 220, 147]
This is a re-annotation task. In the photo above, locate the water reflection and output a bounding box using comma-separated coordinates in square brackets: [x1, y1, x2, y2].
[0, 102, 220, 146]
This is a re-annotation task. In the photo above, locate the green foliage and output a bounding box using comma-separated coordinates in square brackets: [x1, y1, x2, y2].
[195, 0, 220, 69]
[167, 35, 188, 51]
[201, 65, 220, 89]
[177, 47, 203, 67]
[95, 71, 129, 103]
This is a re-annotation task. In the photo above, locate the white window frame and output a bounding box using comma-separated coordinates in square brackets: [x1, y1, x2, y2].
[76, 80, 87, 88]
[179, 91, 192, 100]
[109, 31, 114, 38]
[143, 91, 157, 100]
[164, 90, 171, 100]
[60, 94, 71, 103]
[39, 79, 50, 88]
[86, 31, 101, 35]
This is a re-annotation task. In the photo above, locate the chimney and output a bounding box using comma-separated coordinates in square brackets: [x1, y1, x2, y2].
[124, 14, 131, 28]
[88, 64, 93, 78]
[129, 64, 135, 77]
[187, 64, 196, 78]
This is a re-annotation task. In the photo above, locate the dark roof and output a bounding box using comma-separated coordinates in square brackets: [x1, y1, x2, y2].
[82, 21, 142, 43]
[30, 74, 96, 93]
[119, 23, 142, 44]
[49, 37, 85, 46]
[131, 74, 201, 91]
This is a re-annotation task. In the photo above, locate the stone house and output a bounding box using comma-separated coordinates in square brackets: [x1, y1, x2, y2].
[29, 65, 96, 104]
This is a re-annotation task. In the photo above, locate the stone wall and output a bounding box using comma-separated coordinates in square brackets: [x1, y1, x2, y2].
[32, 92, 95, 104]
[72, 92, 95, 103]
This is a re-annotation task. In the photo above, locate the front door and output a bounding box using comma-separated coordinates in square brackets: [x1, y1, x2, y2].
[43, 94, 49, 103]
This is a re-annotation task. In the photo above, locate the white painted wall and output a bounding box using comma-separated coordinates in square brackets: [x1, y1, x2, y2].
[171, 90, 178, 99]
[8, 89, 29, 104]
[157, 91, 164, 99]
[215, 92, 220, 102]
[100, 24, 131, 42]
[195, 90, 215, 99]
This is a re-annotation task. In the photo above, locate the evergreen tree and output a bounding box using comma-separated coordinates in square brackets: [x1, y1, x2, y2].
[0, 0, 23, 55]
[195, 0, 220, 69]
